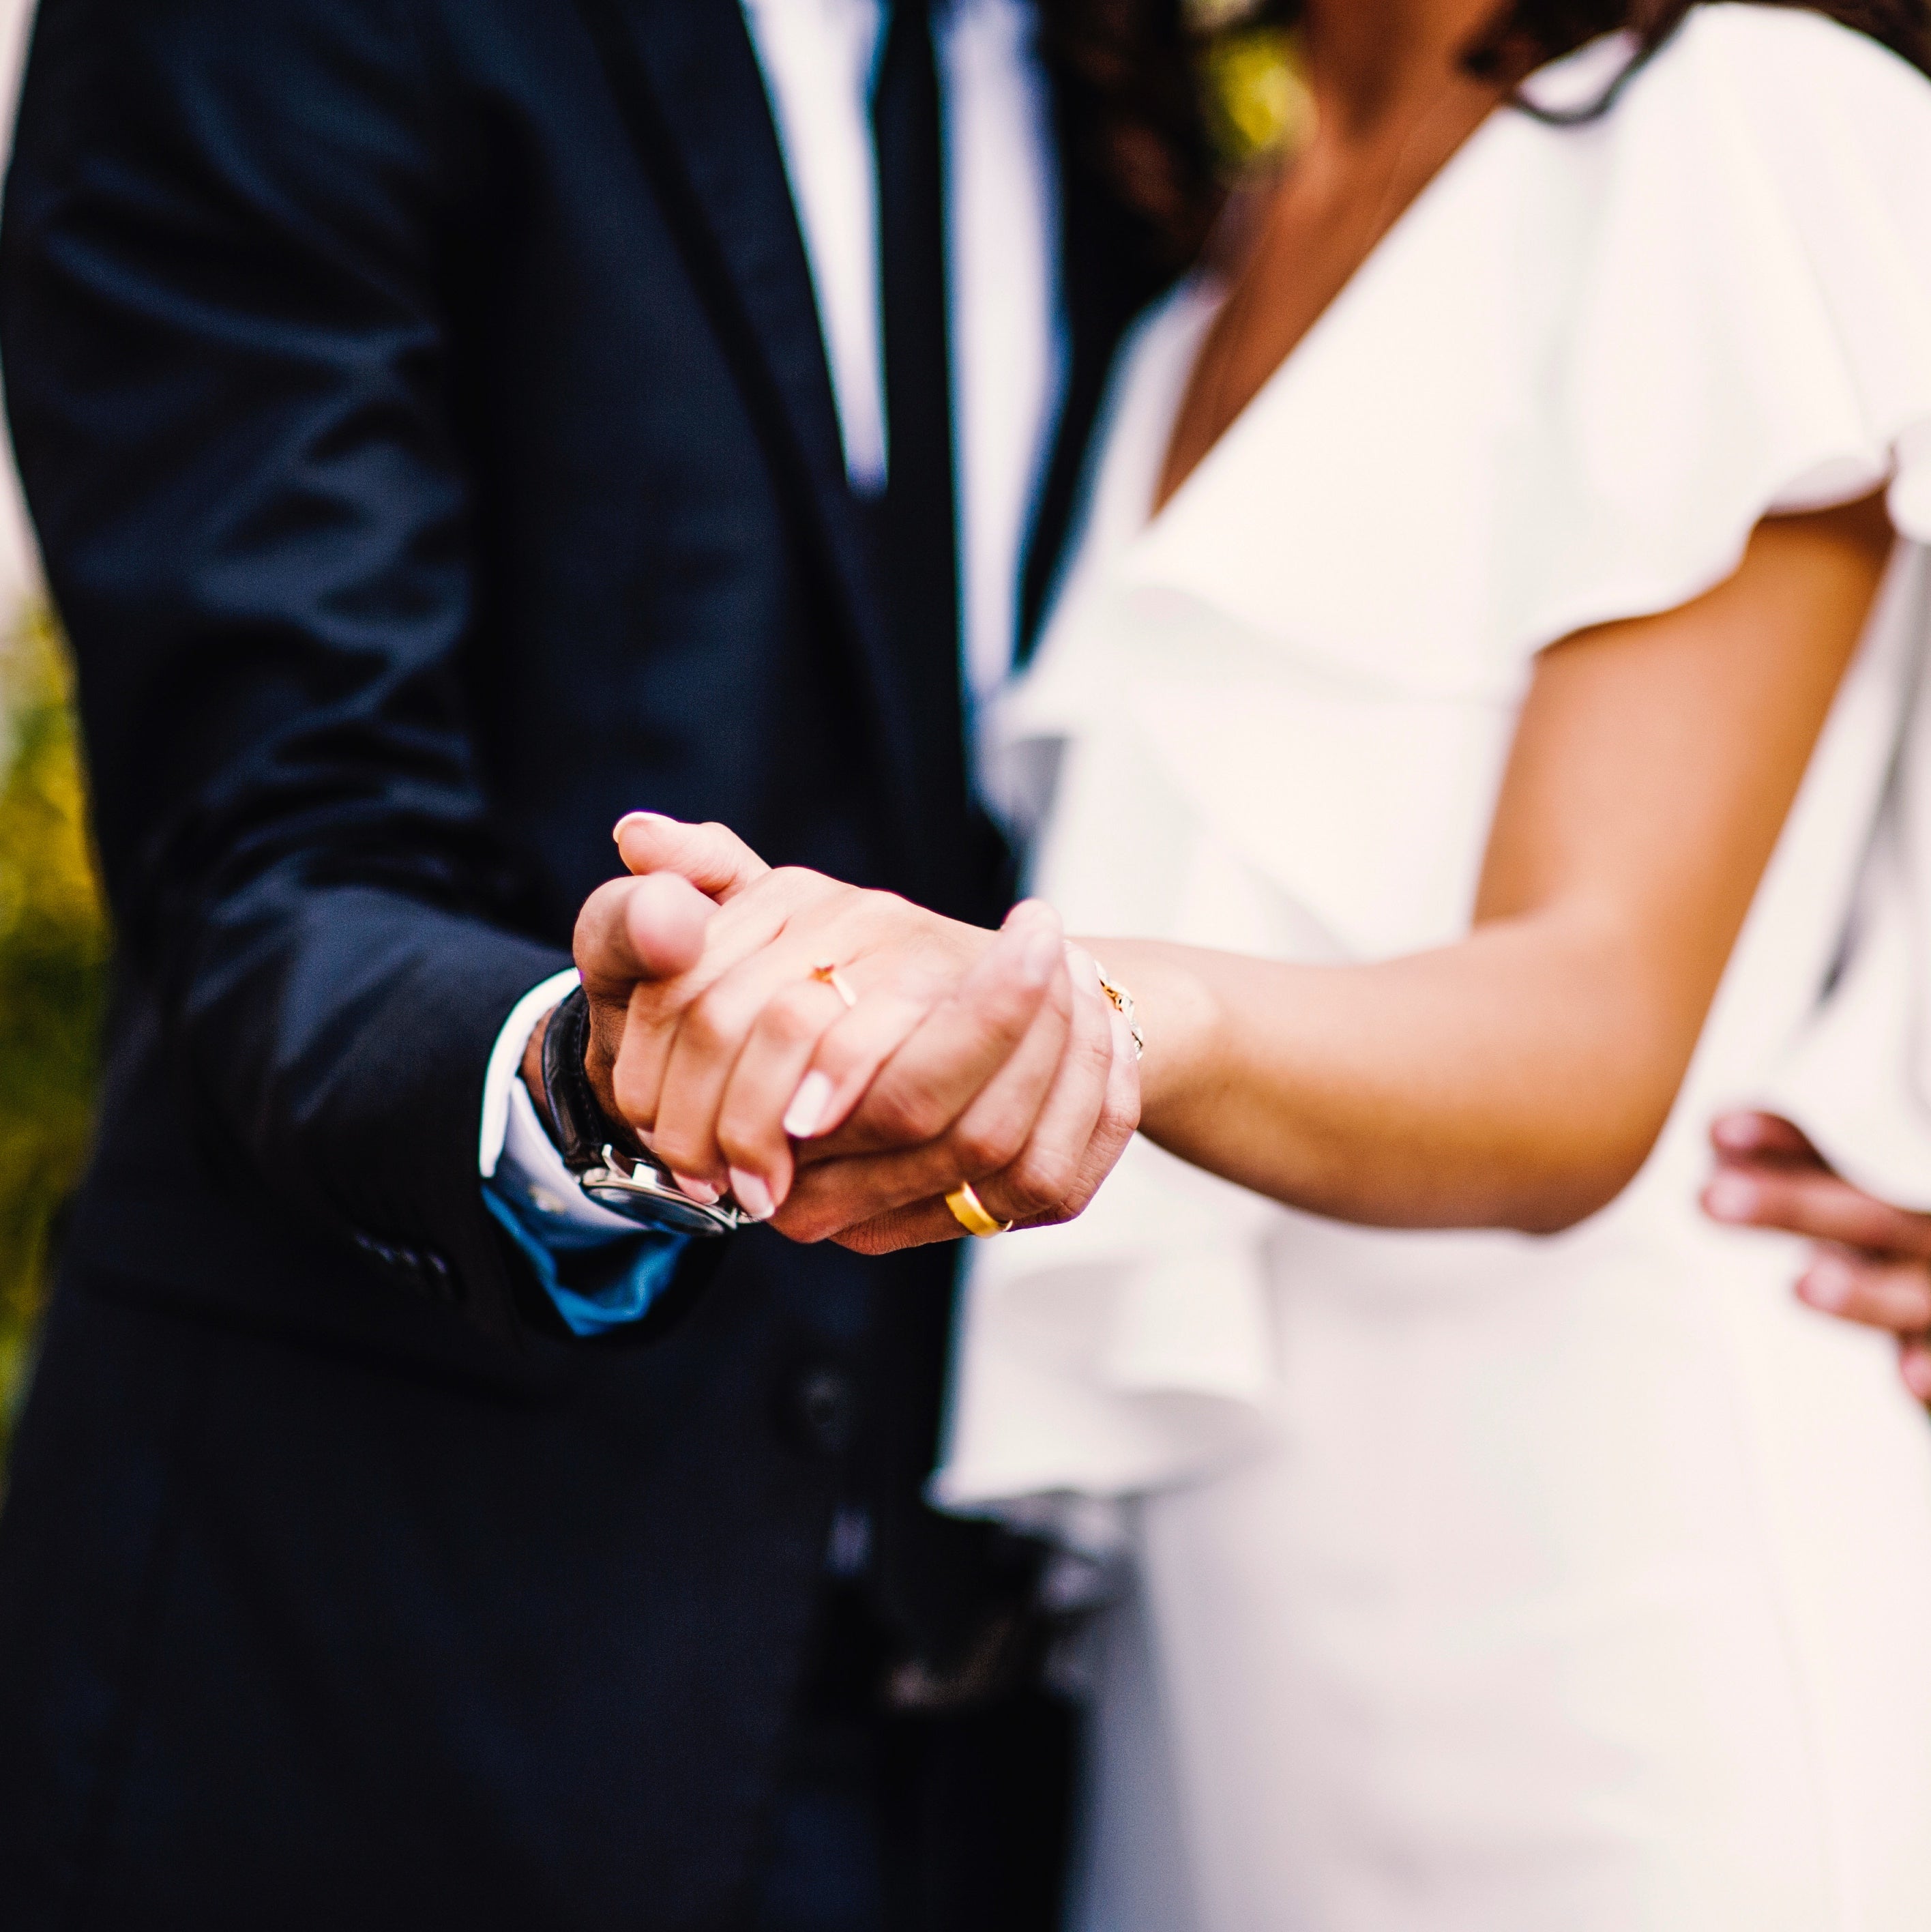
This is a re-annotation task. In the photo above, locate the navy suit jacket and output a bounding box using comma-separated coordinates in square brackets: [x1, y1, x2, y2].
[0, 0, 1168, 1923]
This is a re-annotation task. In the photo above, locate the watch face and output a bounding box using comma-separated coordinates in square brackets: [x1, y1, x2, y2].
[578, 1147, 748, 1238]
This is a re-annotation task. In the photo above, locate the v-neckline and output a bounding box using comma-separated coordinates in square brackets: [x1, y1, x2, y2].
[1138, 29, 1632, 543]
[1144, 109, 1512, 538]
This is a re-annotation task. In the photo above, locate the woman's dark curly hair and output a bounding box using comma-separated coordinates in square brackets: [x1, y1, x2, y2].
[1040, 0, 1931, 267]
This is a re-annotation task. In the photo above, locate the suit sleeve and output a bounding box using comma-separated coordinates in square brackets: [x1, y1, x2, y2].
[1, 0, 580, 1341]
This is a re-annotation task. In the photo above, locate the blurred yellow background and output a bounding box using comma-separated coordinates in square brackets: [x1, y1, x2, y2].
[0, 606, 106, 1451]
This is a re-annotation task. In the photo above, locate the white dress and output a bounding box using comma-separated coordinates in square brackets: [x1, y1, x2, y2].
[935, 10, 1931, 1929]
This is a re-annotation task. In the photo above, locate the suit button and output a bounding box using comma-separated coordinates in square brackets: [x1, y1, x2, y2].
[788, 1368, 858, 1457]
[419, 1248, 464, 1309]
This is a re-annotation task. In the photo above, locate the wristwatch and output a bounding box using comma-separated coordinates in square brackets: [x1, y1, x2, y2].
[539, 986, 748, 1237]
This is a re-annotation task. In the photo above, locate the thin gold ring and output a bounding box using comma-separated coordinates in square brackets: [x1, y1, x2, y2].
[810, 960, 858, 1010]
[945, 1181, 1012, 1240]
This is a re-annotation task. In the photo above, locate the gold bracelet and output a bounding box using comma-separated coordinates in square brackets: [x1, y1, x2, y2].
[1090, 957, 1144, 1061]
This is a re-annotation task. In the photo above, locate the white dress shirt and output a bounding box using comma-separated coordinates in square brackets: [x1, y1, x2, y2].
[741, 0, 1064, 703]
[480, 0, 1065, 1212]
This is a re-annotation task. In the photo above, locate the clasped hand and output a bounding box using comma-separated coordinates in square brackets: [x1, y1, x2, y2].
[540, 813, 1140, 1253]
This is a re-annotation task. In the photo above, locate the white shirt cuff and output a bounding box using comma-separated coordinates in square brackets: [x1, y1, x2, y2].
[479, 966, 580, 1177]
[479, 966, 647, 1238]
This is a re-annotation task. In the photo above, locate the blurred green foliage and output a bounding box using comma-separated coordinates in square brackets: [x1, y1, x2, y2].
[0, 604, 109, 1467]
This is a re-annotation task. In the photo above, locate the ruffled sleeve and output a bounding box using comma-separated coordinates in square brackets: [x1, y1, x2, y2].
[1108, 4, 1931, 704]
[1519, 4, 1931, 630]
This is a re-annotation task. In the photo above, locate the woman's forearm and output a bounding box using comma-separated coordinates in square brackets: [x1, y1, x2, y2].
[1088, 500, 1892, 1236]
[1091, 913, 1701, 1234]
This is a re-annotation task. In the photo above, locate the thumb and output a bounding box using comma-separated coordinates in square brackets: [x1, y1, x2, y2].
[574, 871, 716, 995]
[614, 813, 770, 901]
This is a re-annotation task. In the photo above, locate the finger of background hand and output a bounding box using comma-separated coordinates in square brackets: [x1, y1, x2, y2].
[829, 1012, 1132, 1247]
[614, 814, 771, 898]
[830, 1196, 971, 1256]
[971, 950, 1115, 1226]
[827, 1020, 1132, 1250]
[574, 873, 718, 996]
[1795, 1248, 1931, 1335]
[1900, 1337, 1931, 1403]
[1709, 1110, 1821, 1164]
[1701, 1166, 1931, 1260]
[1012, 999, 1142, 1229]
[772, 992, 1072, 1241]
[821, 903, 1067, 1158]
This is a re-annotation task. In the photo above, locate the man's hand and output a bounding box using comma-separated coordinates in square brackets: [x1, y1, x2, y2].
[777, 929, 1140, 1253]
[519, 860, 719, 1132]
[1702, 1111, 1931, 1401]
[546, 813, 1138, 1250]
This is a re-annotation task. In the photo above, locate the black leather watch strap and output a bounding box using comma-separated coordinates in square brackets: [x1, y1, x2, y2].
[539, 985, 634, 1173]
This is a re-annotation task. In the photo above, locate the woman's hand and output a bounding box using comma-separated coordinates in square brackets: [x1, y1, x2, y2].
[567, 814, 1138, 1244]
[1704, 1111, 1931, 1403]
[777, 922, 1140, 1252]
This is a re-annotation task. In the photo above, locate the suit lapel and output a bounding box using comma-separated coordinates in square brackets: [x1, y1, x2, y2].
[568, 0, 924, 842]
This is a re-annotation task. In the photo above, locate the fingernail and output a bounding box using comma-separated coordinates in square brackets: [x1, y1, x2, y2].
[673, 1172, 719, 1205]
[1799, 1255, 1853, 1311]
[784, 1070, 835, 1140]
[1703, 1175, 1756, 1220]
[729, 1169, 775, 1221]
[1905, 1351, 1931, 1401]
[613, 810, 672, 843]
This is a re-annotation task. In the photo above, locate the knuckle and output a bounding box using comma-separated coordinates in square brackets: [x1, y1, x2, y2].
[1886, 1262, 1931, 1312]
[771, 1194, 838, 1244]
[834, 1219, 898, 1257]
[757, 985, 823, 1049]
[1005, 1145, 1077, 1214]
[1056, 1173, 1105, 1221]
[1023, 1190, 1088, 1231]
[868, 1083, 948, 1148]
[609, 1062, 657, 1133]
[952, 1114, 1027, 1180]
[651, 1126, 701, 1175]
[683, 983, 744, 1053]
[711, 1111, 763, 1170]
[1076, 1001, 1116, 1062]
[771, 864, 833, 902]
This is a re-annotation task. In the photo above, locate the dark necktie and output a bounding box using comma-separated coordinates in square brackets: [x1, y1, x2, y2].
[861, 5, 1024, 1681]
[872, 0, 969, 899]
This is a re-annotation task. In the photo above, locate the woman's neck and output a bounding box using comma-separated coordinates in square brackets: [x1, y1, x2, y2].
[1299, 0, 1512, 142]
[1153, 0, 1514, 511]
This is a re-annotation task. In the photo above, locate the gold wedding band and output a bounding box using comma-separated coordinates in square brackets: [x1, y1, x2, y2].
[945, 1182, 1012, 1240]
[810, 960, 858, 1010]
